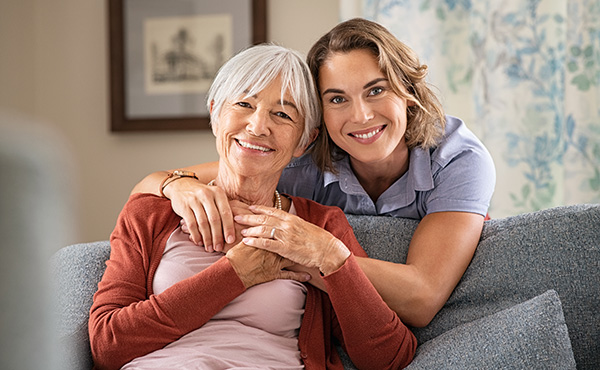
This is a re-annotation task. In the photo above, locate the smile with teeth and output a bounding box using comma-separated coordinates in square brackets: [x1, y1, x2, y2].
[351, 126, 383, 139]
[237, 139, 272, 152]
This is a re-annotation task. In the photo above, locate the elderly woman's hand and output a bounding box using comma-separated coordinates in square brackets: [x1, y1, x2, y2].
[235, 205, 351, 276]
[164, 178, 235, 252]
[225, 243, 311, 288]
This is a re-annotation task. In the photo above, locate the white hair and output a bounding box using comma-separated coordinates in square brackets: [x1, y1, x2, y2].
[207, 44, 320, 148]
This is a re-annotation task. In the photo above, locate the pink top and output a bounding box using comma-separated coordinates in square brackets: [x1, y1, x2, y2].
[122, 206, 307, 369]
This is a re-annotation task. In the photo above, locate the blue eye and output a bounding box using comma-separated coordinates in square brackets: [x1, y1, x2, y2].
[330, 96, 345, 104]
[275, 111, 292, 120]
[369, 87, 383, 96]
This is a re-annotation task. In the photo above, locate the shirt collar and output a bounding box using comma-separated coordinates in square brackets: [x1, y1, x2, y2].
[323, 155, 366, 195]
[323, 147, 435, 196]
[409, 146, 435, 191]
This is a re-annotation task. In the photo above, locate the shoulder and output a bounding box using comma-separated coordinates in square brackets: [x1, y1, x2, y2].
[432, 115, 494, 169]
[422, 117, 496, 214]
[285, 151, 319, 170]
[117, 194, 180, 236]
[281, 152, 322, 178]
[122, 193, 173, 217]
[278, 153, 323, 198]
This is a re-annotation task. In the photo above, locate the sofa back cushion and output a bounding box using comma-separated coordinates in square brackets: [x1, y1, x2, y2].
[52, 204, 599, 369]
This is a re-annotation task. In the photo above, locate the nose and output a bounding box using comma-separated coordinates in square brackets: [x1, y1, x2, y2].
[246, 108, 270, 137]
[350, 99, 373, 124]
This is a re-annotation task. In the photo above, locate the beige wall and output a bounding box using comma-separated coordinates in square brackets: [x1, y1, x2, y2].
[0, 0, 340, 247]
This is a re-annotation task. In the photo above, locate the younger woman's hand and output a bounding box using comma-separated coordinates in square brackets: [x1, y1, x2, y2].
[181, 200, 252, 253]
[164, 178, 234, 252]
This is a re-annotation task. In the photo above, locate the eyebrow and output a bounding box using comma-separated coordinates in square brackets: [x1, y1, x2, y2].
[244, 89, 299, 113]
[363, 78, 388, 89]
[280, 99, 299, 113]
[321, 77, 389, 96]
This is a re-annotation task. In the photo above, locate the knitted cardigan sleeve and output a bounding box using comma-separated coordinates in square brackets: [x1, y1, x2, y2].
[88, 194, 246, 370]
[293, 196, 417, 369]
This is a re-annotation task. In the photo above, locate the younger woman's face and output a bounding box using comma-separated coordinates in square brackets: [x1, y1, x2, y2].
[319, 49, 413, 166]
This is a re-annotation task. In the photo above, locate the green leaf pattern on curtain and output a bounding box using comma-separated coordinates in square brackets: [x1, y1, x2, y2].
[361, 0, 600, 216]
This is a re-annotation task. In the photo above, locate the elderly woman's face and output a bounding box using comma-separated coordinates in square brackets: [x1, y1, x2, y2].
[213, 76, 306, 178]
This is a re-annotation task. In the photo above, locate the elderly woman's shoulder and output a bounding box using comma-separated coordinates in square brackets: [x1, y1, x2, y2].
[121, 193, 174, 218]
[114, 194, 180, 236]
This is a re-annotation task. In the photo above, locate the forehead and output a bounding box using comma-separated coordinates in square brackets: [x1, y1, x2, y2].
[241, 78, 298, 107]
[325, 49, 378, 66]
[319, 50, 383, 85]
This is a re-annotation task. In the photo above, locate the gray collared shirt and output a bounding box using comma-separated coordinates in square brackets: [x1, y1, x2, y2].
[278, 116, 496, 220]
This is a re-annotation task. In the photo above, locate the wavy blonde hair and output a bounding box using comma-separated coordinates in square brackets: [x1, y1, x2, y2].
[306, 18, 446, 172]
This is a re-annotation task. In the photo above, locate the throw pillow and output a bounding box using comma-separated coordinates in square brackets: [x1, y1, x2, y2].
[405, 290, 576, 369]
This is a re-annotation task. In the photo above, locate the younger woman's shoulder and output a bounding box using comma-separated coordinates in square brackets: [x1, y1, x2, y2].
[432, 115, 492, 165]
[278, 153, 323, 198]
[284, 152, 320, 171]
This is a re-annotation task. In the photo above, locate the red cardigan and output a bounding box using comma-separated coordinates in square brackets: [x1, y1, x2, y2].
[89, 194, 416, 370]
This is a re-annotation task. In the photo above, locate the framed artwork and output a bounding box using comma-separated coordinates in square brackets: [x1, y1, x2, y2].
[108, 0, 267, 131]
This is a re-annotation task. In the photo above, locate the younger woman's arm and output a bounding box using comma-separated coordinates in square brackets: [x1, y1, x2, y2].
[130, 162, 234, 251]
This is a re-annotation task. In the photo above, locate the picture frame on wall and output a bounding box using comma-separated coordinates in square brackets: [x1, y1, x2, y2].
[108, 0, 267, 131]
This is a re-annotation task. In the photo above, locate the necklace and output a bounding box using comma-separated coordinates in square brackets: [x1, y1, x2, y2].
[207, 179, 282, 210]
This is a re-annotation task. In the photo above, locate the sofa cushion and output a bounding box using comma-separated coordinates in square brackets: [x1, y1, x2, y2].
[347, 204, 600, 369]
[404, 290, 576, 369]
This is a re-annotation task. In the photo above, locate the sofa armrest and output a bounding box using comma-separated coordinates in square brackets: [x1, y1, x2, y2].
[50, 241, 111, 370]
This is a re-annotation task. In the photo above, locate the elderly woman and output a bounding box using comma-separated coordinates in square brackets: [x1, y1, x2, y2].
[89, 44, 416, 370]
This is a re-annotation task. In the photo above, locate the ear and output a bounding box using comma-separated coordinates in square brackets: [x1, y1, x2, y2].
[308, 127, 319, 144]
[209, 100, 217, 136]
[292, 128, 319, 158]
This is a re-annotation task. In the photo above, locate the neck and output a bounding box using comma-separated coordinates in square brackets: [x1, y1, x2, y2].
[214, 166, 282, 208]
[349, 146, 410, 202]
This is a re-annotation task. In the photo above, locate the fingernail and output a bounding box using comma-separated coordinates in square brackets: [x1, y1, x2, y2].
[227, 235, 235, 243]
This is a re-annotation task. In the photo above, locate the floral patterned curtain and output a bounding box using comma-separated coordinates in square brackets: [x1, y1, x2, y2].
[344, 0, 600, 217]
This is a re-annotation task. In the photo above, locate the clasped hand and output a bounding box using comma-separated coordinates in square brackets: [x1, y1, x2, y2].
[235, 205, 351, 276]
[168, 180, 350, 282]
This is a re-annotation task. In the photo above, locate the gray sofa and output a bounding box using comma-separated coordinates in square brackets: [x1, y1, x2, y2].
[51, 204, 599, 369]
